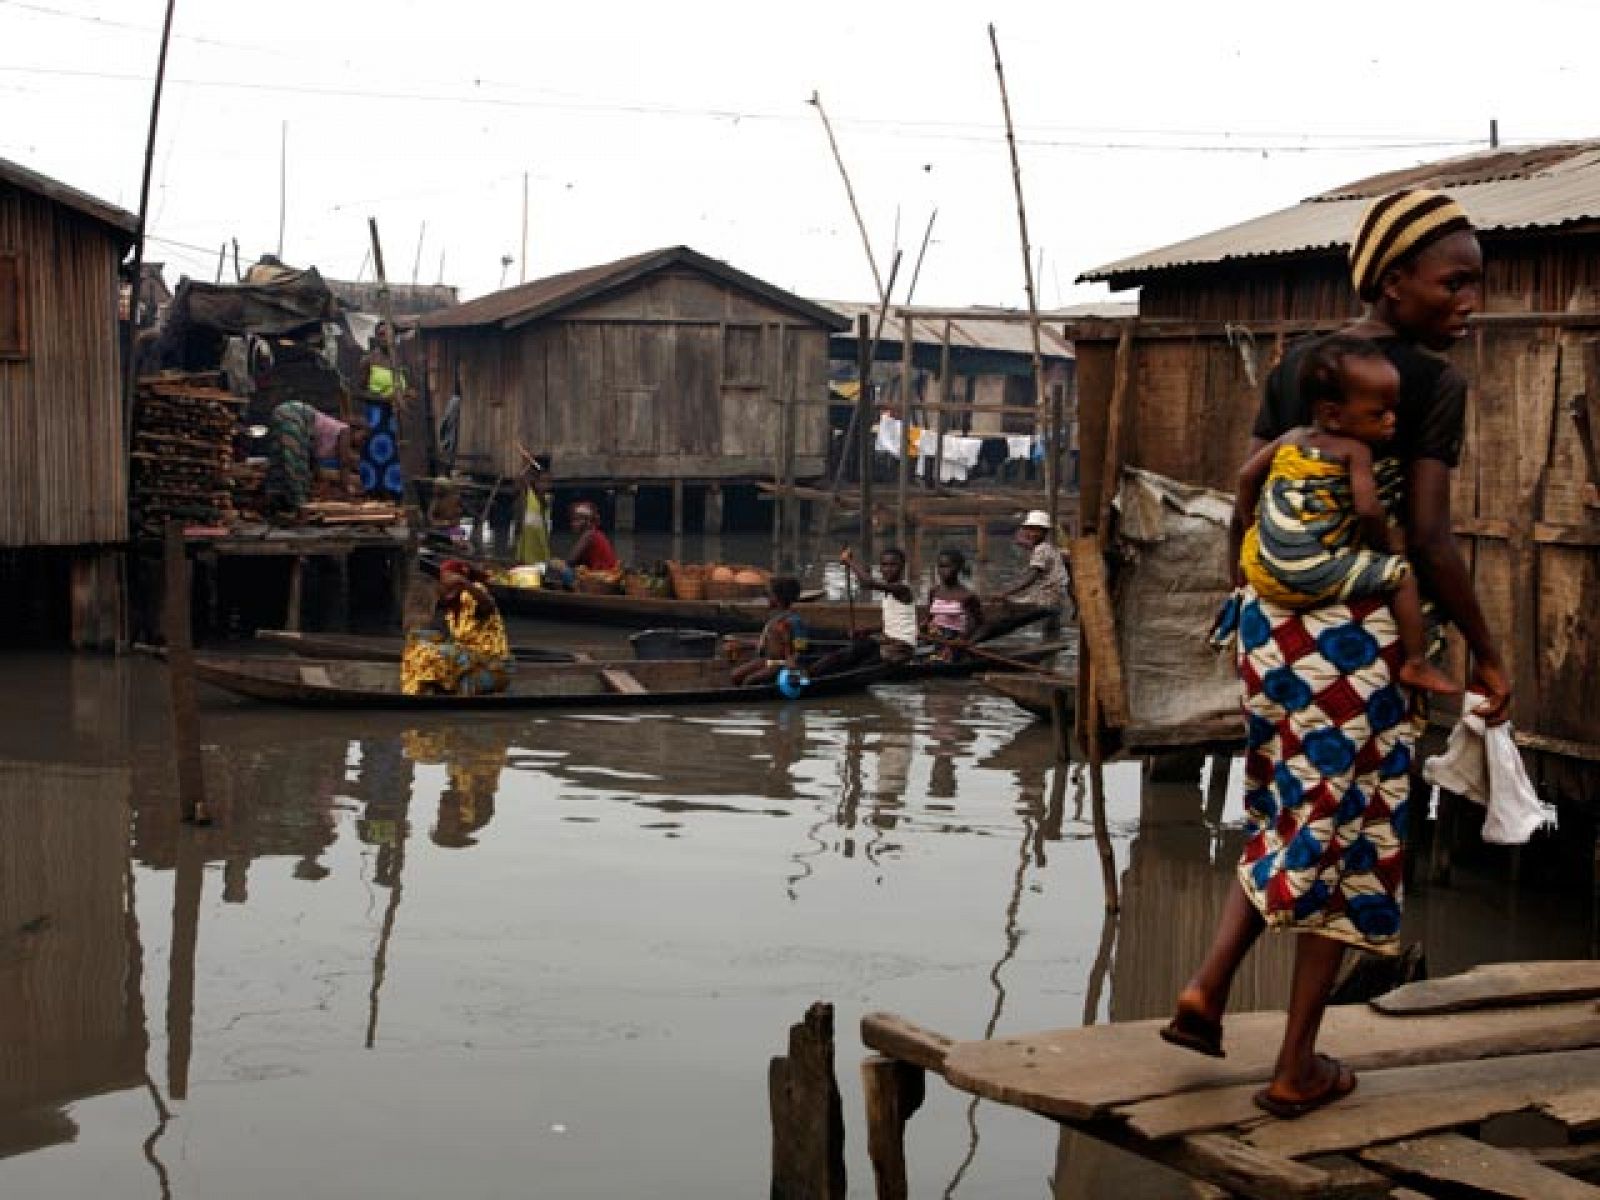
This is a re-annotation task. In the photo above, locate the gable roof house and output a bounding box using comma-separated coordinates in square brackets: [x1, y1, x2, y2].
[0, 157, 137, 646]
[416, 246, 849, 488]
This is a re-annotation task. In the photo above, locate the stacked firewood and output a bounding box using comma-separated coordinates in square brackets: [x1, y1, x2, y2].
[295, 500, 406, 527]
[130, 372, 242, 537]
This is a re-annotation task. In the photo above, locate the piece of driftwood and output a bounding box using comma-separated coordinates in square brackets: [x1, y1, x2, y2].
[1068, 534, 1128, 729]
[769, 1002, 846, 1200]
[938, 1000, 1600, 1122]
[861, 1055, 924, 1200]
[1360, 1132, 1600, 1200]
[1371, 960, 1600, 1015]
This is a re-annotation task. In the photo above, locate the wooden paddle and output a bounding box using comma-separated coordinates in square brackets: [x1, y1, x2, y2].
[843, 554, 858, 637]
[961, 642, 1070, 676]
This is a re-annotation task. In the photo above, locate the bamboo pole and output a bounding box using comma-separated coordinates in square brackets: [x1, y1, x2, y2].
[986, 24, 1055, 515]
[123, 0, 178, 440]
[856, 313, 875, 563]
[934, 320, 952, 490]
[897, 312, 914, 553]
[811, 252, 902, 563]
[809, 91, 885, 305]
[934, 320, 940, 492]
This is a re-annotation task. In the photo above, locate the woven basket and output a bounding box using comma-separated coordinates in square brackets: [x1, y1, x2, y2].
[575, 568, 623, 595]
[667, 561, 707, 601]
[623, 572, 665, 599]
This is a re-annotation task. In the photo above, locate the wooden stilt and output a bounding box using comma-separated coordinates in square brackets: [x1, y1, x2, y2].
[671, 479, 684, 537]
[162, 522, 208, 825]
[861, 1055, 926, 1200]
[704, 484, 723, 534]
[1428, 788, 1455, 887]
[1050, 684, 1072, 763]
[614, 486, 637, 534]
[769, 1001, 846, 1200]
[329, 552, 350, 631]
[284, 554, 305, 633]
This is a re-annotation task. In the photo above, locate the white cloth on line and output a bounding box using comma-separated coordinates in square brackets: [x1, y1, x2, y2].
[875, 414, 902, 458]
[1005, 435, 1033, 461]
[1421, 692, 1554, 846]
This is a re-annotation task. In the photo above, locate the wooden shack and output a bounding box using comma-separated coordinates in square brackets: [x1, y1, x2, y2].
[1072, 141, 1600, 773]
[0, 157, 136, 649]
[416, 245, 848, 531]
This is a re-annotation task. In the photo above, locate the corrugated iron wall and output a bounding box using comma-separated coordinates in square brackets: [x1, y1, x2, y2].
[0, 186, 127, 546]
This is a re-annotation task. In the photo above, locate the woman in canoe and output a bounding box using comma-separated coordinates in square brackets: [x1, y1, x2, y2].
[401, 558, 513, 696]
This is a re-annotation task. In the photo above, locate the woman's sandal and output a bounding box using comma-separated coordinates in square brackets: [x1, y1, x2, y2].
[1159, 1009, 1225, 1058]
[1252, 1054, 1357, 1120]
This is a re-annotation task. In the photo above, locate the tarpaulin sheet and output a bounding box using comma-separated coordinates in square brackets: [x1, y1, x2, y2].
[167, 267, 337, 337]
[1112, 467, 1241, 735]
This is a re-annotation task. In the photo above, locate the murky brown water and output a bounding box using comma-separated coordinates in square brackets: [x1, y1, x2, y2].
[0, 624, 1590, 1197]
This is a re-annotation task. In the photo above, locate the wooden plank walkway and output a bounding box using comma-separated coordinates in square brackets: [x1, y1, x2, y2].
[859, 963, 1600, 1199]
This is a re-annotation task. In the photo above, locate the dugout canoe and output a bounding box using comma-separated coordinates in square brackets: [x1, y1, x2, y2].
[192, 654, 890, 710]
[979, 670, 1077, 720]
[487, 585, 1055, 640]
[255, 629, 584, 665]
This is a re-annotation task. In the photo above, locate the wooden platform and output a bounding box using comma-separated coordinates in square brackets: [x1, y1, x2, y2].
[859, 962, 1600, 1199]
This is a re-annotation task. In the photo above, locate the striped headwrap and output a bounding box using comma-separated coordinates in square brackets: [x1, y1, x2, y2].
[1349, 189, 1474, 302]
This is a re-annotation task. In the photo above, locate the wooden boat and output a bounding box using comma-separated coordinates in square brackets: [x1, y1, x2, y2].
[255, 629, 584, 665]
[192, 654, 890, 710]
[488, 585, 1055, 640]
[979, 670, 1076, 720]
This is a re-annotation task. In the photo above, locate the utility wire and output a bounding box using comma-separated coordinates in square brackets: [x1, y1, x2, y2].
[0, 63, 1502, 154]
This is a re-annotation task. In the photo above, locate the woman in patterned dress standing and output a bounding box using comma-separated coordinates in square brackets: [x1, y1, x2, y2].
[1161, 189, 1512, 1118]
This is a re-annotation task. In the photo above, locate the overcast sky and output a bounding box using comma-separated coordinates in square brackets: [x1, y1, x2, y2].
[3, 0, 1596, 307]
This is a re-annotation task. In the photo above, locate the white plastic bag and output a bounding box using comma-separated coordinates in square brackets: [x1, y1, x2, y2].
[1422, 693, 1555, 846]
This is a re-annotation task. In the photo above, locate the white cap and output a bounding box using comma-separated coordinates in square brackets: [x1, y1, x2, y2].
[1020, 509, 1052, 529]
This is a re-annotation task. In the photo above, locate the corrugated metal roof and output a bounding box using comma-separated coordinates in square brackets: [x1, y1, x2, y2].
[327, 279, 459, 317]
[818, 301, 1135, 357]
[1080, 140, 1600, 283]
[0, 155, 138, 238]
[417, 245, 849, 332]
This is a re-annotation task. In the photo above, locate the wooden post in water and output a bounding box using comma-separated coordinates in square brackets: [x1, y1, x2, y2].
[769, 1001, 846, 1199]
[861, 1055, 925, 1200]
[856, 314, 875, 563]
[163, 522, 208, 825]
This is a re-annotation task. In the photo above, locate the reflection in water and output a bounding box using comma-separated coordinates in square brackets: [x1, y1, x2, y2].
[0, 656, 1592, 1200]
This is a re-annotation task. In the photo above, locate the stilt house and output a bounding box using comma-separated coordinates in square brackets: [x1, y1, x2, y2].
[0, 158, 136, 647]
[416, 246, 849, 491]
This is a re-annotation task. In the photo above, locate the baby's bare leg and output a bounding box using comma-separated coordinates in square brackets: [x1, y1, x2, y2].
[1392, 573, 1461, 695]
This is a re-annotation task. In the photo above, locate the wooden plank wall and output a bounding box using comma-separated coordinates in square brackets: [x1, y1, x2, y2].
[424, 269, 833, 481]
[1075, 311, 1600, 750]
[0, 187, 127, 546]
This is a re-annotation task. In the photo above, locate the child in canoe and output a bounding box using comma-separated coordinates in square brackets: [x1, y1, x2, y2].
[923, 549, 983, 661]
[732, 575, 808, 687]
